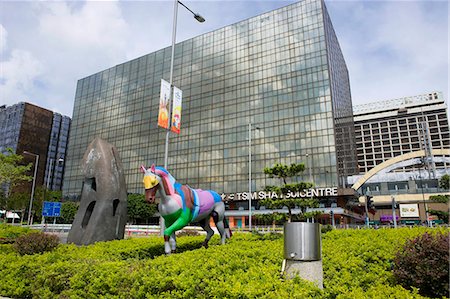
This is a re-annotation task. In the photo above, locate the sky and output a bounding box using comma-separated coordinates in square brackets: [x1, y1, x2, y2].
[0, 0, 448, 117]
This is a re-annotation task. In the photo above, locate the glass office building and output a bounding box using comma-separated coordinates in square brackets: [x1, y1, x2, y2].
[63, 0, 357, 198]
[44, 113, 71, 191]
[0, 102, 68, 194]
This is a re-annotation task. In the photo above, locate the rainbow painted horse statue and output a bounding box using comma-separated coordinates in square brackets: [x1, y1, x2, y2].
[141, 164, 231, 254]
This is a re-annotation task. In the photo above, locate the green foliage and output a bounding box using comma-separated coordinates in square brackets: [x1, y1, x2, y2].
[263, 163, 305, 184]
[393, 232, 449, 298]
[255, 213, 287, 225]
[176, 230, 200, 237]
[0, 224, 32, 243]
[45, 189, 63, 201]
[428, 209, 449, 224]
[0, 227, 445, 298]
[428, 194, 449, 224]
[58, 201, 79, 224]
[0, 192, 29, 223]
[322, 227, 445, 298]
[262, 162, 319, 222]
[429, 194, 449, 203]
[439, 174, 449, 190]
[321, 224, 333, 234]
[0, 148, 32, 207]
[127, 193, 158, 224]
[13, 231, 60, 255]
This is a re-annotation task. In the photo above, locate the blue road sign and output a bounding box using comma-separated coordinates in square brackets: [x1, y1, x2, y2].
[42, 201, 62, 217]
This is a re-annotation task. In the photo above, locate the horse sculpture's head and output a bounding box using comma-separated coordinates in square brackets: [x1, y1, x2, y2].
[141, 164, 161, 204]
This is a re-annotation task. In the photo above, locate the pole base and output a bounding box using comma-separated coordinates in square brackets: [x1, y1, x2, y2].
[283, 259, 323, 289]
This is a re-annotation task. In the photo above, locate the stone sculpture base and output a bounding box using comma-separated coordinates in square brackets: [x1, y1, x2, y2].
[284, 259, 323, 289]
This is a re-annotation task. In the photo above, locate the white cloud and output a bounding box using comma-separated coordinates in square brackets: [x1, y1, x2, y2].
[38, 1, 128, 62]
[328, 1, 448, 105]
[0, 24, 7, 53]
[1, 0, 447, 117]
[0, 49, 43, 106]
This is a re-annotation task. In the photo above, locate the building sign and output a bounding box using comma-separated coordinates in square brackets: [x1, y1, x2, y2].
[399, 203, 419, 218]
[42, 201, 62, 217]
[380, 214, 399, 222]
[221, 187, 338, 201]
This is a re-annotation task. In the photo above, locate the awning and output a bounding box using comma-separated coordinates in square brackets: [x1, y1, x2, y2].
[0, 210, 20, 219]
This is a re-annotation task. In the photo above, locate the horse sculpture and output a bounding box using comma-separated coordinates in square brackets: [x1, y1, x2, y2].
[141, 164, 231, 254]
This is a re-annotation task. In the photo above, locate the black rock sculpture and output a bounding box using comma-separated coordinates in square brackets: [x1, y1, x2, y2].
[67, 138, 127, 245]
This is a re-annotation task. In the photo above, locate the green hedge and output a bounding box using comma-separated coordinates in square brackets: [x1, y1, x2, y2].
[0, 224, 32, 243]
[0, 227, 447, 298]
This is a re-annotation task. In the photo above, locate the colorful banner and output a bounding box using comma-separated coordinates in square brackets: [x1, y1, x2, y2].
[170, 86, 182, 134]
[158, 79, 171, 129]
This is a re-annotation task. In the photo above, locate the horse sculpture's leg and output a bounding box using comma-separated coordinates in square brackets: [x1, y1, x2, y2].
[169, 232, 176, 253]
[163, 232, 178, 254]
[212, 202, 227, 245]
[164, 235, 171, 254]
[163, 210, 190, 254]
[199, 218, 215, 248]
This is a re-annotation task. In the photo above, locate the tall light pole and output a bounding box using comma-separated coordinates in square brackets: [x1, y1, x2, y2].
[248, 123, 259, 231]
[391, 195, 397, 228]
[46, 158, 53, 190]
[417, 158, 431, 227]
[23, 151, 39, 226]
[163, 0, 205, 169]
[305, 153, 312, 182]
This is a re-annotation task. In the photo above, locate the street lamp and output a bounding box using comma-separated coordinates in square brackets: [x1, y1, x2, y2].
[305, 153, 312, 182]
[417, 158, 431, 227]
[391, 195, 397, 228]
[248, 123, 260, 231]
[163, 0, 205, 169]
[23, 151, 39, 226]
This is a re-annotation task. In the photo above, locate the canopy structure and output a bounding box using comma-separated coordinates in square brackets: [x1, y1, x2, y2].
[0, 210, 20, 219]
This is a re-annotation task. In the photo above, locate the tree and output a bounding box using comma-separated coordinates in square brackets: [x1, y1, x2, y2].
[0, 148, 32, 203]
[59, 201, 79, 224]
[439, 174, 449, 190]
[0, 192, 29, 223]
[127, 193, 157, 224]
[428, 175, 450, 223]
[261, 163, 320, 223]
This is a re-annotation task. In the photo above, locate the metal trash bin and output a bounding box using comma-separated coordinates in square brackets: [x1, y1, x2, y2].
[284, 222, 321, 261]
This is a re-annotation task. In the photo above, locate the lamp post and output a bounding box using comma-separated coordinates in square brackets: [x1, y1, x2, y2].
[305, 153, 312, 182]
[23, 151, 39, 226]
[417, 158, 431, 227]
[163, 0, 205, 169]
[248, 123, 260, 231]
[391, 195, 397, 228]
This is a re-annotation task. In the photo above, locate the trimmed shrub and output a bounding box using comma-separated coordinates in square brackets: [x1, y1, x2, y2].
[13, 232, 60, 255]
[392, 232, 449, 298]
[0, 224, 32, 243]
[176, 229, 201, 237]
[0, 228, 445, 298]
[321, 224, 333, 234]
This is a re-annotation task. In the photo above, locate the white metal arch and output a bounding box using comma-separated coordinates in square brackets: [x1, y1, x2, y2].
[351, 149, 450, 191]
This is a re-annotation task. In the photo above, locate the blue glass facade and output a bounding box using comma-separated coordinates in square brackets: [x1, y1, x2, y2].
[45, 113, 71, 191]
[0, 103, 25, 154]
